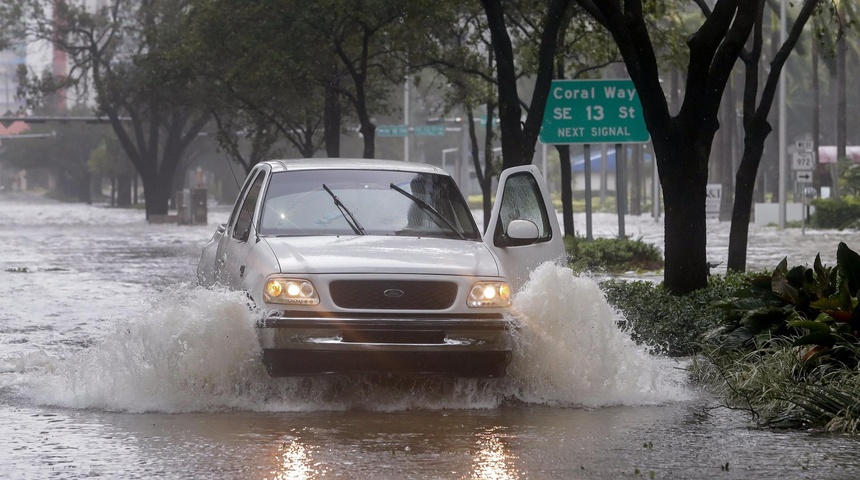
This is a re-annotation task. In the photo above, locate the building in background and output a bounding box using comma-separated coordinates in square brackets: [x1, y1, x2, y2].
[0, 38, 29, 191]
[0, 40, 26, 115]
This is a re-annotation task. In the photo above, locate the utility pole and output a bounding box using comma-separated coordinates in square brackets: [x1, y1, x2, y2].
[778, 0, 787, 228]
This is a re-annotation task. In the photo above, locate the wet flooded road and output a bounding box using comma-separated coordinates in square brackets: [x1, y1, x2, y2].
[2, 192, 860, 479]
[7, 402, 860, 479]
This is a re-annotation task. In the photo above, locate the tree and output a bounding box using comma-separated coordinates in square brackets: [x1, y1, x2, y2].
[1, 102, 104, 202]
[88, 134, 136, 206]
[832, 1, 860, 201]
[182, 1, 436, 164]
[512, 3, 620, 237]
[420, 2, 609, 232]
[726, 0, 821, 272]
[182, 0, 330, 169]
[479, 0, 688, 243]
[480, 0, 573, 170]
[570, 1, 759, 294]
[14, 0, 211, 219]
[415, 3, 501, 229]
[307, 1, 423, 159]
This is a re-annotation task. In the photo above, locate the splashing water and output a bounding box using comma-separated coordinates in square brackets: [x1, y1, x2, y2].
[12, 264, 690, 413]
[505, 263, 690, 407]
[16, 286, 270, 413]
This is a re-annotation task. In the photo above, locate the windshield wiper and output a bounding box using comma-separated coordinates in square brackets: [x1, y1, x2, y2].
[389, 183, 466, 240]
[322, 184, 366, 235]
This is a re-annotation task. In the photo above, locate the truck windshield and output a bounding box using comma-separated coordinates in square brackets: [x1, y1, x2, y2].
[259, 169, 481, 240]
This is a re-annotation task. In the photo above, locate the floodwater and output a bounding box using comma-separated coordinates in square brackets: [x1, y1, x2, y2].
[2, 192, 860, 479]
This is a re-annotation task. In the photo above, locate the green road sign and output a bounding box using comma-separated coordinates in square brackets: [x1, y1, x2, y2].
[540, 79, 650, 144]
[478, 116, 499, 127]
[414, 125, 445, 136]
[377, 125, 408, 137]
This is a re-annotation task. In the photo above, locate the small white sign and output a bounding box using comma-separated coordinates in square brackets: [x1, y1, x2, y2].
[795, 140, 814, 152]
[706, 183, 722, 218]
[796, 170, 813, 183]
[792, 151, 815, 170]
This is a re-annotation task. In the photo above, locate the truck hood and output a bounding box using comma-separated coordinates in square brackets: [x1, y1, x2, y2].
[261, 235, 500, 277]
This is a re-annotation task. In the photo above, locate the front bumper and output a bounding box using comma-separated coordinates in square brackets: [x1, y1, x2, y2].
[257, 314, 513, 377]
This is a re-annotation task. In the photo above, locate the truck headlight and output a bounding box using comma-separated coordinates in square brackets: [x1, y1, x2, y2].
[468, 281, 512, 307]
[264, 277, 319, 305]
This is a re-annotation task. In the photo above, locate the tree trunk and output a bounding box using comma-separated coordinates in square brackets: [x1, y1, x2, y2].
[141, 167, 176, 219]
[835, 2, 846, 201]
[556, 145, 574, 236]
[481, 0, 524, 169]
[76, 170, 92, 204]
[467, 107, 494, 231]
[481, 0, 571, 170]
[324, 73, 341, 157]
[660, 144, 710, 293]
[725, 0, 817, 272]
[653, 117, 716, 294]
[727, 123, 770, 272]
[767, 8, 781, 204]
[662, 176, 709, 293]
[358, 115, 376, 159]
[116, 175, 132, 207]
[482, 124, 494, 231]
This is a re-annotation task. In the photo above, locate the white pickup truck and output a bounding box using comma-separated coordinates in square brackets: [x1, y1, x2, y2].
[197, 158, 564, 377]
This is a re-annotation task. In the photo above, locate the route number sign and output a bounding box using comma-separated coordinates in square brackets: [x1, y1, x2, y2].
[540, 79, 650, 144]
[792, 151, 815, 170]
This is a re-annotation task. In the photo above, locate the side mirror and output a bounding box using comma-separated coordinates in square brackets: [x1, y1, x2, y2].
[503, 219, 539, 247]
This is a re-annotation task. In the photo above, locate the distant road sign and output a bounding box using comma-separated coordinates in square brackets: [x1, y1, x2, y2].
[414, 125, 445, 136]
[479, 116, 499, 127]
[377, 125, 408, 137]
[792, 151, 815, 170]
[796, 170, 813, 183]
[540, 79, 650, 144]
[796, 140, 814, 152]
[706, 183, 722, 218]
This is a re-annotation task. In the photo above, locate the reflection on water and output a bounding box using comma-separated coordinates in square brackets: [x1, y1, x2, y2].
[270, 440, 326, 480]
[470, 427, 519, 480]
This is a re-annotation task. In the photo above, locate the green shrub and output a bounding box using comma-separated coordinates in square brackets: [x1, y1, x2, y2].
[694, 243, 860, 432]
[709, 242, 860, 366]
[565, 235, 663, 273]
[692, 338, 860, 432]
[809, 197, 860, 229]
[600, 273, 752, 357]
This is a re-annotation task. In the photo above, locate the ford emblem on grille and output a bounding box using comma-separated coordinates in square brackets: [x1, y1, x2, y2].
[383, 288, 405, 298]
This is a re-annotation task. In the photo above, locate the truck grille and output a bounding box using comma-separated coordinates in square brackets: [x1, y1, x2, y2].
[329, 280, 457, 310]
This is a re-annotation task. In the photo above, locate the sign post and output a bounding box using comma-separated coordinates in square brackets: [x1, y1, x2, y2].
[792, 140, 815, 234]
[540, 79, 649, 240]
[583, 144, 593, 240]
